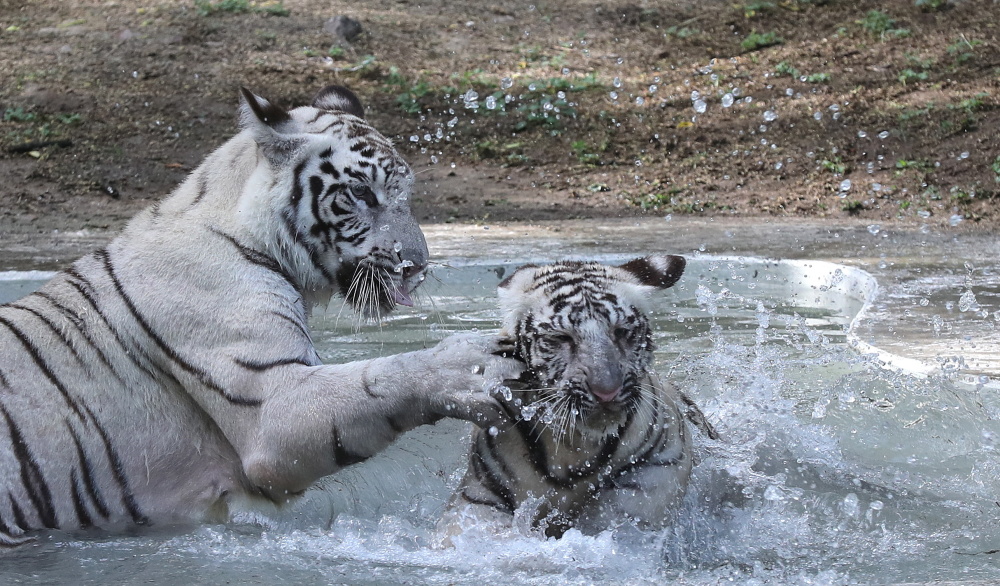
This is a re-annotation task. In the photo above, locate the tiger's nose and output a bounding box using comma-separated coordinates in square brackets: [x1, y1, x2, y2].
[588, 360, 624, 403]
[592, 384, 622, 403]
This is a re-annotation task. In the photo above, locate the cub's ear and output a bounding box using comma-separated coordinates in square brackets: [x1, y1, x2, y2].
[497, 263, 540, 293]
[311, 84, 365, 119]
[619, 255, 686, 289]
[239, 87, 302, 166]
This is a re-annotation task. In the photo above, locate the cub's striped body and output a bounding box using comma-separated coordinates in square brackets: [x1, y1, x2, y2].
[446, 256, 715, 538]
[0, 86, 516, 544]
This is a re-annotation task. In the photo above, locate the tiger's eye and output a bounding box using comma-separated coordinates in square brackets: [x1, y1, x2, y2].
[349, 184, 378, 207]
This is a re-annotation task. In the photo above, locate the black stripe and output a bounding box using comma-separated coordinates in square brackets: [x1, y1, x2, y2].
[280, 210, 335, 284]
[290, 160, 307, 206]
[0, 509, 21, 542]
[96, 249, 262, 407]
[473, 433, 517, 513]
[66, 422, 110, 519]
[269, 310, 312, 342]
[190, 172, 210, 207]
[331, 427, 368, 467]
[33, 291, 127, 387]
[319, 160, 338, 177]
[233, 357, 311, 371]
[209, 228, 300, 291]
[9, 497, 28, 531]
[344, 167, 368, 182]
[70, 469, 94, 528]
[512, 417, 565, 487]
[7, 303, 86, 365]
[84, 406, 147, 526]
[0, 315, 85, 420]
[0, 404, 58, 529]
[63, 271, 172, 386]
[309, 175, 324, 198]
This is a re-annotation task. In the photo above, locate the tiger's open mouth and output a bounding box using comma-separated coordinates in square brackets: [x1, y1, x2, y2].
[337, 254, 427, 318]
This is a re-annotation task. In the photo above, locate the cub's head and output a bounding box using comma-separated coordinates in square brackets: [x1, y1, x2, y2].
[239, 85, 426, 318]
[498, 255, 685, 437]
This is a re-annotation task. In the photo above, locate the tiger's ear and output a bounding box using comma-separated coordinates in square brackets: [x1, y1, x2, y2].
[618, 255, 686, 289]
[312, 85, 365, 119]
[497, 264, 540, 328]
[239, 87, 303, 166]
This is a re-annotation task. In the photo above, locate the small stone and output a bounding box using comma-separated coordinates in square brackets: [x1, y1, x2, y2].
[324, 15, 363, 43]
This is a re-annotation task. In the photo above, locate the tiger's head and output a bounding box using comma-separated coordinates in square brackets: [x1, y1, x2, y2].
[237, 85, 426, 318]
[497, 255, 685, 438]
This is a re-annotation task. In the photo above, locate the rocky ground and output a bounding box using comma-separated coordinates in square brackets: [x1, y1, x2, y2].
[0, 0, 997, 268]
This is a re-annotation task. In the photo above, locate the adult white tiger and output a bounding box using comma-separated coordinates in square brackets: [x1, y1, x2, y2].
[0, 85, 521, 545]
[443, 256, 717, 539]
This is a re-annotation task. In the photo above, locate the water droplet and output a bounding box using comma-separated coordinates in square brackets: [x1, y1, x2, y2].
[960, 290, 980, 312]
[721, 93, 734, 108]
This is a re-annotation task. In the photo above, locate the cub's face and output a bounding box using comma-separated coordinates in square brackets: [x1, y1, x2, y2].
[498, 256, 685, 437]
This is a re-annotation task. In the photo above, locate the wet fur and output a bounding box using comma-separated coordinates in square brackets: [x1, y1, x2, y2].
[443, 256, 715, 538]
[0, 86, 517, 544]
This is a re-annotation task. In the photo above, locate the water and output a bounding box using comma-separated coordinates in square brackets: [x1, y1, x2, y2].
[2, 225, 1000, 584]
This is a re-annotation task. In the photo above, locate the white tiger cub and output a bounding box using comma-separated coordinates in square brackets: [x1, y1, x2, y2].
[0, 85, 521, 545]
[443, 255, 717, 539]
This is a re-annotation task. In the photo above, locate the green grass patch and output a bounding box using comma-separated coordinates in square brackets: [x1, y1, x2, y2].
[740, 31, 782, 52]
[194, 0, 289, 17]
[858, 10, 910, 39]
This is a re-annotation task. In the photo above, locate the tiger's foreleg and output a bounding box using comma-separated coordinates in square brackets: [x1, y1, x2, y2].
[240, 333, 522, 500]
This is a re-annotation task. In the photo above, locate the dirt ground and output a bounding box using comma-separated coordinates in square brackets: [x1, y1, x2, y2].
[0, 0, 997, 261]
